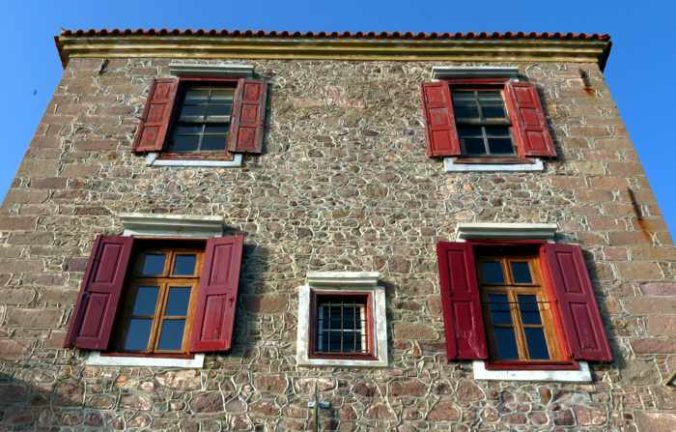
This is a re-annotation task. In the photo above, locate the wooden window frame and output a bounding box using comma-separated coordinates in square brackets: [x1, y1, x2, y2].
[470, 241, 576, 370]
[308, 290, 377, 361]
[160, 76, 239, 161]
[110, 240, 205, 356]
[446, 78, 532, 163]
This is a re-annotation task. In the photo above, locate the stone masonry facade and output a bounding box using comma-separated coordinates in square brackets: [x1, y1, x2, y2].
[0, 34, 675, 431]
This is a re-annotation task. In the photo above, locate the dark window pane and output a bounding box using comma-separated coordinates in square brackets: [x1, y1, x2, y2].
[452, 90, 475, 101]
[484, 126, 511, 137]
[488, 293, 512, 325]
[132, 286, 159, 315]
[165, 287, 191, 316]
[204, 124, 229, 134]
[123, 319, 152, 351]
[140, 253, 165, 276]
[458, 125, 483, 138]
[169, 135, 199, 152]
[454, 105, 480, 120]
[201, 135, 227, 151]
[210, 89, 235, 102]
[179, 104, 206, 118]
[463, 138, 486, 155]
[157, 319, 186, 351]
[329, 331, 343, 351]
[488, 138, 515, 155]
[477, 90, 502, 101]
[343, 331, 355, 351]
[518, 295, 542, 325]
[511, 262, 533, 284]
[184, 89, 210, 103]
[481, 105, 506, 119]
[206, 104, 232, 117]
[494, 327, 518, 360]
[481, 261, 504, 284]
[174, 125, 203, 135]
[525, 327, 550, 360]
[173, 255, 197, 276]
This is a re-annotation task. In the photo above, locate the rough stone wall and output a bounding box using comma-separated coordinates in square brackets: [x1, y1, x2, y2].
[0, 56, 674, 431]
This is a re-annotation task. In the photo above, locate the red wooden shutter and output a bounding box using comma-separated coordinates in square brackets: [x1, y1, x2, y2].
[132, 78, 179, 153]
[64, 235, 134, 350]
[436, 241, 488, 360]
[504, 81, 556, 157]
[421, 82, 461, 157]
[190, 235, 245, 352]
[227, 79, 268, 154]
[541, 244, 613, 361]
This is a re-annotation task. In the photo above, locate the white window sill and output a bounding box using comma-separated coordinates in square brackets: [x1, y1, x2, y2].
[145, 153, 243, 168]
[445, 157, 544, 172]
[472, 360, 591, 382]
[85, 352, 205, 368]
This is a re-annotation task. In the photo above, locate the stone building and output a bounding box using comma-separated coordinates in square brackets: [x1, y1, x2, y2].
[0, 29, 674, 431]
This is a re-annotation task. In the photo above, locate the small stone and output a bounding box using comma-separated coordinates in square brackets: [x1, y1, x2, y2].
[366, 403, 396, 421]
[190, 392, 224, 413]
[553, 409, 576, 426]
[389, 378, 427, 397]
[224, 397, 247, 414]
[456, 379, 484, 402]
[427, 401, 460, 421]
[254, 374, 288, 393]
[573, 405, 607, 426]
[352, 382, 377, 397]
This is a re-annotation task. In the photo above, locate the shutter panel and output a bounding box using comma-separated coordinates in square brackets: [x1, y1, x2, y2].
[504, 81, 556, 157]
[132, 78, 179, 153]
[64, 235, 134, 350]
[541, 244, 613, 361]
[227, 79, 268, 154]
[421, 82, 461, 157]
[436, 242, 488, 360]
[190, 235, 244, 352]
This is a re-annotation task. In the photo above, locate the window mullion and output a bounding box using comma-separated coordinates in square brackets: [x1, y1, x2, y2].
[509, 290, 529, 360]
[148, 281, 169, 352]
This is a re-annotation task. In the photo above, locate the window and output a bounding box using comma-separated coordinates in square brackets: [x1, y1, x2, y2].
[421, 78, 556, 166]
[132, 77, 268, 163]
[115, 245, 203, 354]
[477, 253, 562, 363]
[297, 272, 388, 367]
[311, 293, 373, 358]
[436, 234, 612, 380]
[64, 233, 245, 365]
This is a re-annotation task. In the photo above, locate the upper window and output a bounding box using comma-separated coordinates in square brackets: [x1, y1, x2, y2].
[436, 240, 612, 373]
[132, 77, 268, 160]
[64, 235, 245, 359]
[421, 78, 556, 162]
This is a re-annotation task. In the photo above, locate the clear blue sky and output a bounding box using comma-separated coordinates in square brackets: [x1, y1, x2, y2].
[1, 1, 674, 239]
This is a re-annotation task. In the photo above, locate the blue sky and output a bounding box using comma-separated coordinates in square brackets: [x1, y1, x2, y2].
[1, 1, 674, 238]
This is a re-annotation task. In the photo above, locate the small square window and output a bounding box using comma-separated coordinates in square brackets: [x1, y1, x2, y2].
[311, 294, 373, 358]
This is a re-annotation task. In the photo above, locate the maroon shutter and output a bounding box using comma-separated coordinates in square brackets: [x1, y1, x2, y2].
[541, 244, 613, 361]
[227, 79, 268, 154]
[190, 235, 244, 352]
[421, 82, 461, 157]
[132, 78, 179, 153]
[504, 81, 556, 157]
[64, 235, 134, 350]
[436, 242, 488, 360]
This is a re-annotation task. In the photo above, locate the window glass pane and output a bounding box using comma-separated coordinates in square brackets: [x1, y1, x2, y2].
[525, 327, 550, 360]
[481, 104, 506, 119]
[206, 103, 232, 117]
[173, 255, 197, 276]
[452, 90, 475, 101]
[329, 331, 343, 352]
[157, 319, 186, 351]
[174, 125, 203, 135]
[480, 261, 504, 284]
[131, 286, 159, 315]
[477, 90, 502, 101]
[488, 293, 512, 325]
[201, 135, 227, 151]
[123, 319, 152, 351]
[511, 262, 533, 284]
[462, 138, 486, 156]
[484, 126, 511, 137]
[184, 88, 210, 103]
[165, 287, 191, 316]
[210, 89, 235, 102]
[458, 125, 483, 138]
[204, 124, 229, 134]
[454, 105, 480, 120]
[140, 253, 165, 276]
[179, 104, 206, 119]
[169, 135, 199, 152]
[488, 138, 515, 155]
[518, 295, 542, 325]
[494, 327, 518, 360]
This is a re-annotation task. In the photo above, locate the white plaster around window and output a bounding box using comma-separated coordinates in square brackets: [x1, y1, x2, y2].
[472, 361, 592, 382]
[169, 62, 254, 78]
[145, 152, 243, 168]
[456, 222, 558, 241]
[297, 272, 388, 368]
[432, 66, 520, 80]
[86, 352, 205, 368]
[444, 157, 544, 172]
[119, 213, 225, 238]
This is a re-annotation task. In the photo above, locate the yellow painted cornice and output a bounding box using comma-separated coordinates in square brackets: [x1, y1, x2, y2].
[55, 35, 612, 70]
